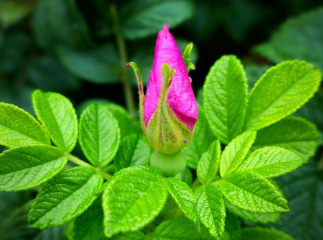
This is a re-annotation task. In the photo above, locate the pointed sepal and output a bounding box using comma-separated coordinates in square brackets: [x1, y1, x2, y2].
[182, 42, 195, 73]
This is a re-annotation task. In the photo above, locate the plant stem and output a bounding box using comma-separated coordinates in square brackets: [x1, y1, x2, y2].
[67, 153, 111, 181]
[110, 4, 136, 118]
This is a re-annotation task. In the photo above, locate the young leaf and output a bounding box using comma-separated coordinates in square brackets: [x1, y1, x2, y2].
[74, 198, 105, 240]
[220, 171, 288, 213]
[32, 90, 78, 152]
[238, 147, 304, 178]
[0, 145, 67, 192]
[152, 217, 215, 240]
[28, 166, 104, 229]
[0, 103, 50, 147]
[182, 104, 214, 169]
[204, 55, 248, 144]
[182, 42, 194, 72]
[164, 177, 200, 230]
[79, 104, 120, 168]
[114, 134, 150, 172]
[197, 140, 221, 184]
[103, 167, 167, 237]
[245, 60, 321, 131]
[195, 185, 226, 239]
[220, 131, 256, 178]
[241, 227, 293, 240]
[252, 117, 319, 161]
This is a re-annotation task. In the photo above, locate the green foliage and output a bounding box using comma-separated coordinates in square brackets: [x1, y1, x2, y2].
[103, 167, 167, 237]
[224, 211, 240, 240]
[0, 103, 50, 147]
[204, 55, 248, 144]
[164, 177, 200, 230]
[182, 104, 214, 169]
[197, 140, 221, 184]
[245, 60, 321, 131]
[252, 117, 319, 160]
[28, 166, 104, 229]
[152, 217, 215, 240]
[195, 185, 226, 239]
[79, 104, 120, 168]
[114, 134, 150, 172]
[238, 147, 304, 178]
[220, 171, 288, 213]
[241, 227, 293, 240]
[32, 90, 78, 152]
[0, 145, 67, 191]
[220, 131, 256, 178]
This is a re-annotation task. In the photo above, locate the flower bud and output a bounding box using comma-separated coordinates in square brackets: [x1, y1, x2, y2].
[128, 23, 198, 155]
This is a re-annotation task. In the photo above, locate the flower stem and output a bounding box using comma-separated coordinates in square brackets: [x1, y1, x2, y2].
[67, 153, 111, 181]
[110, 4, 136, 118]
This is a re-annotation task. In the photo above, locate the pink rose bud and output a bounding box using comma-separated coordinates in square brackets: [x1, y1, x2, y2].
[128, 23, 198, 154]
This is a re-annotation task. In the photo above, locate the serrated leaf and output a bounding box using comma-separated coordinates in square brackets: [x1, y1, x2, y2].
[245, 60, 321, 131]
[238, 147, 304, 178]
[254, 7, 323, 73]
[74, 198, 105, 240]
[103, 167, 167, 237]
[220, 171, 288, 213]
[274, 161, 323, 240]
[164, 177, 200, 230]
[79, 104, 120, 168]
[197, 140, 221, 184]
[220, 131, 256, 178]
[241, 227, 293, 240]
[182, 104, 214, 169]
[152, 217, 215, 240]
[120, 0, 194, 40]
[28, 166, 103, 229]
[204, 55, 248, 144]
[0, 103, 50, 147]
[0, 145, 67, 192]
[114, 134, 150, 172]
[225, 211, 241, 240]
[195, 185, 226, 239]
[225, 200, 281, 224]
[252, 117, 319, 161]
[32, 90, 78, 152]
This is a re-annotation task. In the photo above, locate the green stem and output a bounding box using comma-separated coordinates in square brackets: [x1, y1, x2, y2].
[110, 4, 136, 118]
[67, 154, 111, 181]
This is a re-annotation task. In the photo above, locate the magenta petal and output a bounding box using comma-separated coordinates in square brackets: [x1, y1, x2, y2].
[145, 23, 198, 130]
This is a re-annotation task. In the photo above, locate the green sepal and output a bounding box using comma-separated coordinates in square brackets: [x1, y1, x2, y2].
[182, 42, 195, 73]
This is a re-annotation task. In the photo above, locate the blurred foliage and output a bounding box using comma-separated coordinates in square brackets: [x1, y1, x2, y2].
[0, 0, 323, 239]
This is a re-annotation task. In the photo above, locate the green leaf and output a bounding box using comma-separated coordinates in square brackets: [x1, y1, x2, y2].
[273, 161, 323, 239]
[238, 147, 304, 178]
[195, 185, 226, 239]
[110, 231, 146, 240]
[224, 211, 241, 240]
[0, 103, 50, 147]
[103, 167, 167, 237]
[32, 0, 91, 51]
[58, 44, 120, 84]
[197, 140, 221, 184]
[114, 134, 150, 172]
[254, 7, 323, 73]
[241, 227, 293, 240]
[79, 104, 120, 168]
[182, 42, 194, 72]
[32, 90, 78, 152]
[164, 177, 200, 230]
[0, 145, 67, 192]
[245, 60, 321, 131]
[220, 171, 288, 213]
[0, 1, 33, 29]
[225, 200, 281, 224]
[253, 117, 319, 160]
[220, 131, 256, 178]
[120, 0, 194, 40]
[152, 217, 215, 240]
[28, 166, 104, 229]
[204, 55, 248, 144]
[182, 104, 214, 169]
[74, 198, 105, 240]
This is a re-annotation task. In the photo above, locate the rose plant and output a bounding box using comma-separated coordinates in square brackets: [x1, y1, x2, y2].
[0, 24, 321, 240]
